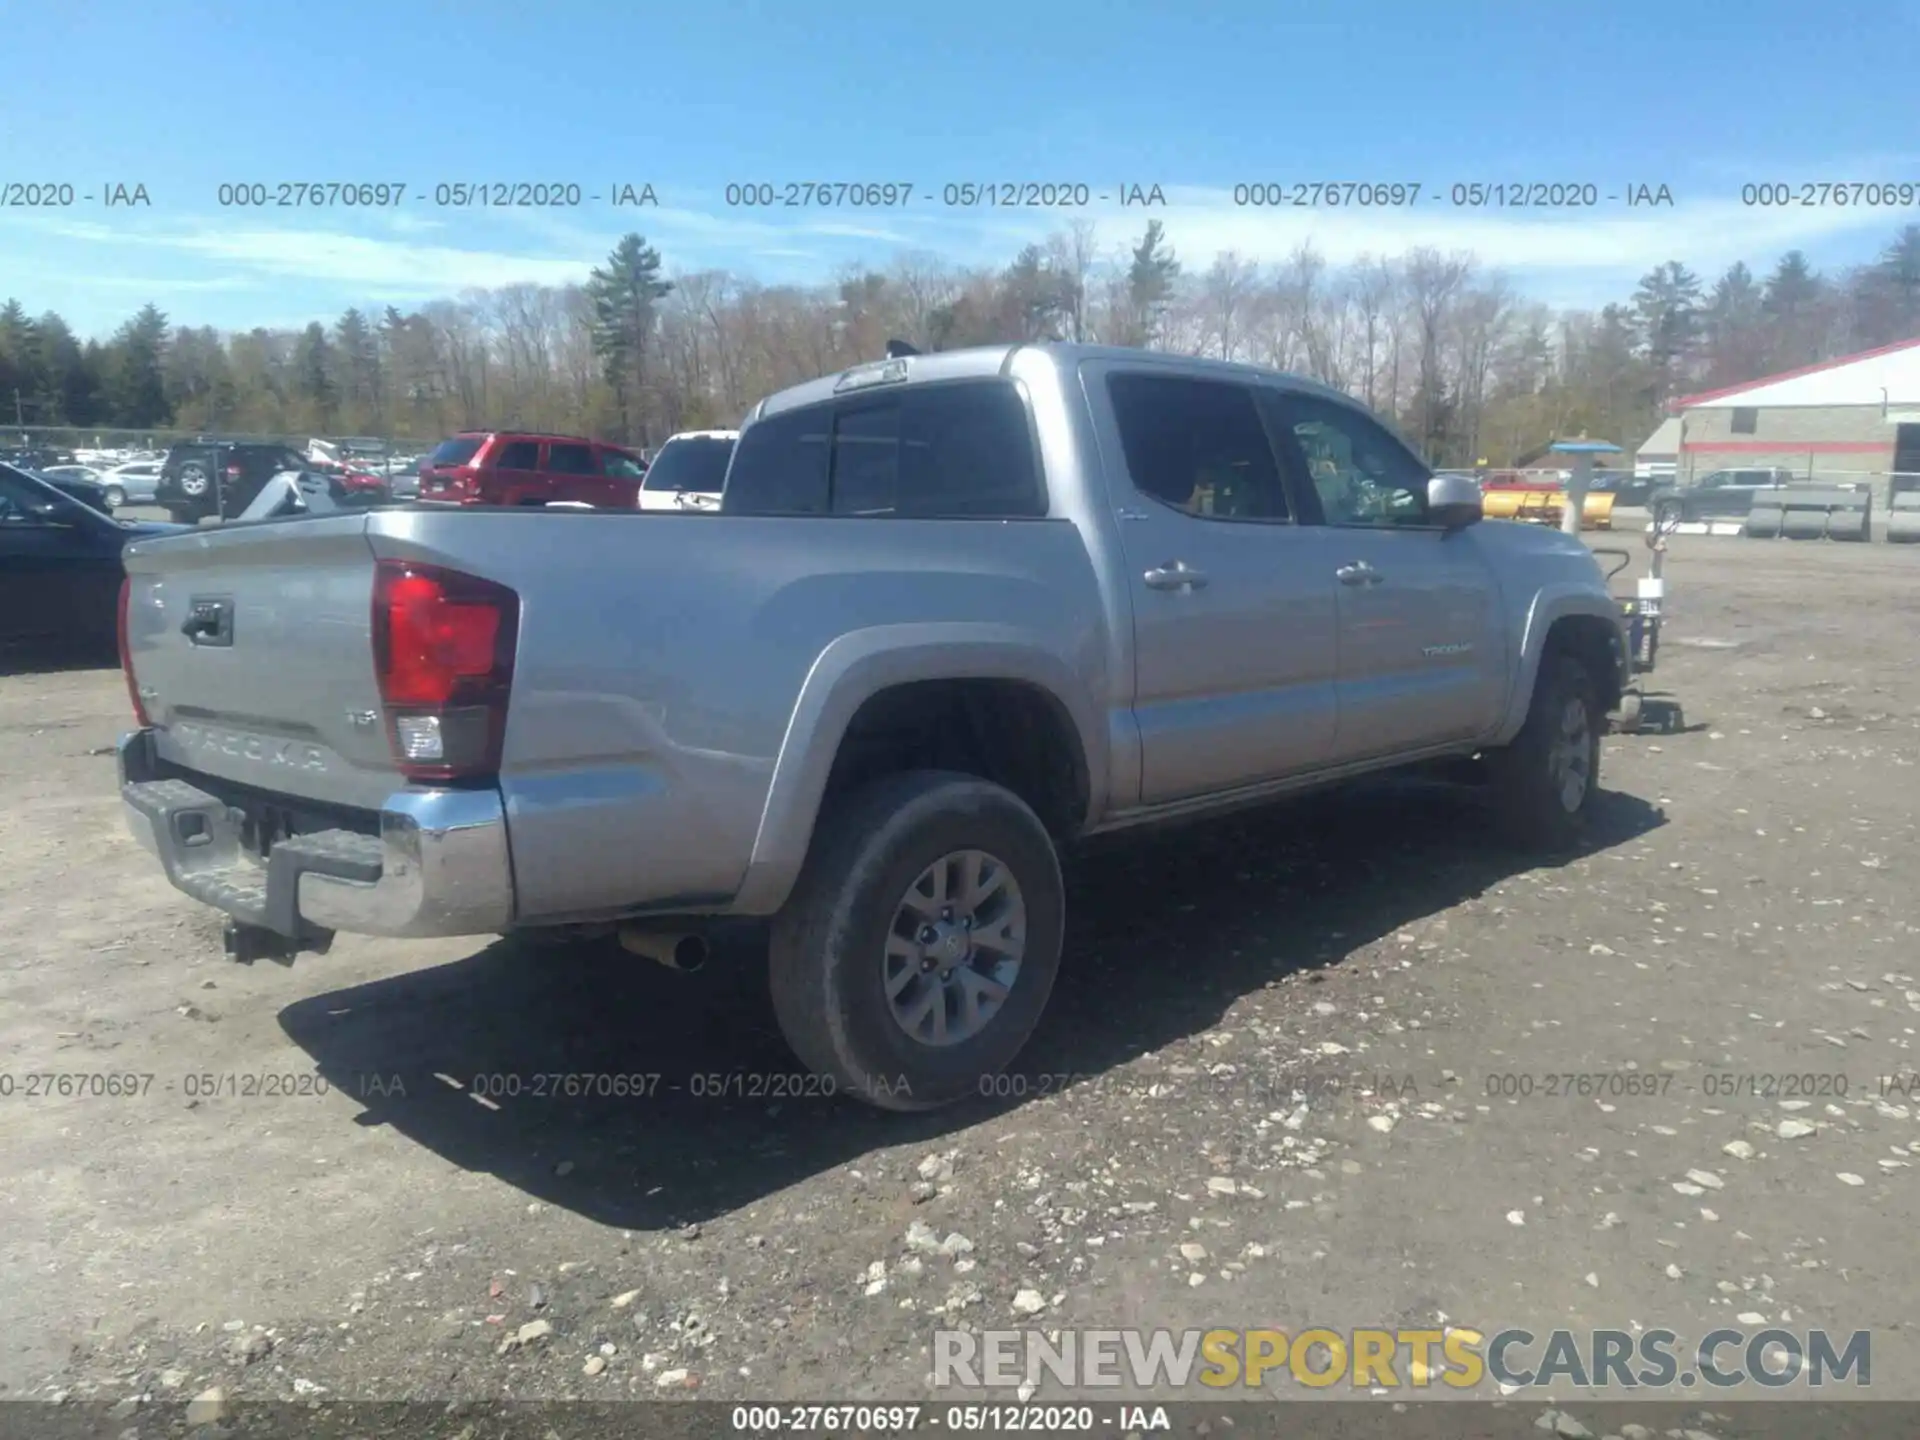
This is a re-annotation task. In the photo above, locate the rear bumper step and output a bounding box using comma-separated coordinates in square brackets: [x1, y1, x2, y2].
[119, 729, 513, 942]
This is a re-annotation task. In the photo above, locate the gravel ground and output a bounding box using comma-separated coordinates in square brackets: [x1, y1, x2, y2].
[2, 529, 1917, 1434]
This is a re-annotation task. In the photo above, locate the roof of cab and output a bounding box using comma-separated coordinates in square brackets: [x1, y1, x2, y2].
[746, 342, 1363, 423]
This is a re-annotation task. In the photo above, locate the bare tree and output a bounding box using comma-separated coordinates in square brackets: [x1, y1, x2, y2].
[1047, 220, 1102, 343]
[1200, 252, 1260, 361]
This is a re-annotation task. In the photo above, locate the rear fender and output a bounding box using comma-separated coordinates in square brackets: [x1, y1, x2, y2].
[729, 624, 1104, 915]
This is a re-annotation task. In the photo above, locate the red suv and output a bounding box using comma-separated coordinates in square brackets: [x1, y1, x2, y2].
[417, 431, 649, 507]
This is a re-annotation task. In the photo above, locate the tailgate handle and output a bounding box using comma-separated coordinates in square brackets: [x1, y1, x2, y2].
[182, 597, 234, 647]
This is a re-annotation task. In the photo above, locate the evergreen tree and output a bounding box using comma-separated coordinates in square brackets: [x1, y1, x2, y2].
[585, 234, 672, 444]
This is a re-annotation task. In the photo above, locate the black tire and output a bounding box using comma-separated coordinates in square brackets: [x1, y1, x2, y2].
[769, 770, 1064, 1113]
[1487, 654, 1602, 849]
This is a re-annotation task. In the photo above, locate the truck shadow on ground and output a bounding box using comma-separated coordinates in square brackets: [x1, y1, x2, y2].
[0, 641, 119, 677]
[279, 779, 1664, 1233]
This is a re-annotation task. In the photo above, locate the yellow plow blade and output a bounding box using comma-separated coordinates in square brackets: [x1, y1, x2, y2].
[1481, 488, 1614, 530]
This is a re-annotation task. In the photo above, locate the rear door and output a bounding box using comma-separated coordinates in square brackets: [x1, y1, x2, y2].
[1264, 391, 1506, 763]
[543, 441, 602, 506]
[489, 438, 542, 504]
[121, 515, 403, 811]
[1082, 362, 1340, 804]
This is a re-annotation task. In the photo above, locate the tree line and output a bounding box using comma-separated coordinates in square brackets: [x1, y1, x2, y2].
[2, 221, 1916, 465]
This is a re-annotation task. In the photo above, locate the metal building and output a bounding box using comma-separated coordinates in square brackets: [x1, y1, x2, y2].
[1671, 336, 1920, 508]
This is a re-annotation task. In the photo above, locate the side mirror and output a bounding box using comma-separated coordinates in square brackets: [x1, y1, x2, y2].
[1428, 473, 1482, 530]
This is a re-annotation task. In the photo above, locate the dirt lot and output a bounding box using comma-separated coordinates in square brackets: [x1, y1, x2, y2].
[2, 530, 1918, 1429]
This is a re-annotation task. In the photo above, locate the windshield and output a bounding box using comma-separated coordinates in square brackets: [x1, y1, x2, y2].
[642, 436, 734, 493]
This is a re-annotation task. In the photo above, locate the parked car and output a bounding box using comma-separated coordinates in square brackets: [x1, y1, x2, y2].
[156, 441, 315, 523]
[39, 464, 114, 504]
[416, 431, 649, 508]
[1588, 472, 1656, 507]
[0, 464, 187, 653]
[32, 468, 115, 514]
[1647, 468, 1799, 524]
[2, 446, 76, 471]
[97, 460, 165, 507]
[636, 429, 737, 511]
[116, 343, 1628, 1108]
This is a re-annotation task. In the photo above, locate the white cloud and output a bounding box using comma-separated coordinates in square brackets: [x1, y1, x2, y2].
[4, 170, 1907, 320]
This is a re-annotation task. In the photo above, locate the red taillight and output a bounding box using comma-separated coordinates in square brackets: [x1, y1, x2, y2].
[118, 576, 151, 726]
[371, 560, 518, 783]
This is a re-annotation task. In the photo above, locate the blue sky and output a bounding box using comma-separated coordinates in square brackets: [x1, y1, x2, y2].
[5, 0, 1916, 338]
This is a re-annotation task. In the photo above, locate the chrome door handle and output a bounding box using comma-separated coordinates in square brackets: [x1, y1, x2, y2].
[1144, 563, 1210, 591]
[1335, 562, 1383, 586]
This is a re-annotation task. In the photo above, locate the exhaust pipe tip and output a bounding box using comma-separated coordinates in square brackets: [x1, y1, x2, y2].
[618, 927, 710, 973]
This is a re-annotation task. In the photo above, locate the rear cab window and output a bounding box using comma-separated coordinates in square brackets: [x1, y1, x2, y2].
[642, 437, 734, 493]
[429, 437, 484, 466]
[722, 379, 1046, 518]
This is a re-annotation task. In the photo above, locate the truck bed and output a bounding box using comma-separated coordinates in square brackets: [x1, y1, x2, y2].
[121, 506, 1111, 925]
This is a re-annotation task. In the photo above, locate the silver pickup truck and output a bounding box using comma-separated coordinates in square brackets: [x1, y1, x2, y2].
[117, 344, 1628, 1111]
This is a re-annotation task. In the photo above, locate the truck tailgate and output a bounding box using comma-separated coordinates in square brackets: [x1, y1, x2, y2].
[122, 516, 403, 812]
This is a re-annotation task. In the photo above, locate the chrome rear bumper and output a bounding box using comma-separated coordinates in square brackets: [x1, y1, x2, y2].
[119, 728, 513, 941]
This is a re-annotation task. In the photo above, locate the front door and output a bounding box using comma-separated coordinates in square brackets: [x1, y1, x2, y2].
[0, 471, 116, 645]
[1083, 364, 1340, 806]
[1262, 392, 1506, 763]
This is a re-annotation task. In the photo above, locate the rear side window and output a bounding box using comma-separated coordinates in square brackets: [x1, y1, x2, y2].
[495, 440, 540, 469]
[430, 437, 484, 466]
[1106, 374, 1292, 522]
[722, 380, 1045, 519]
[546, 442, 594, 474]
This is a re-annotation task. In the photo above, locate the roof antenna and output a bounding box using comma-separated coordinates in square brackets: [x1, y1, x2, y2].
[884, 339, 920, 359]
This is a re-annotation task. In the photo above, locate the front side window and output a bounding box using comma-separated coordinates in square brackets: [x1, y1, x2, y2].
[0, 469, 67, 524]
[1268, 394, 1431, 527]
[602, 448, 649, 479]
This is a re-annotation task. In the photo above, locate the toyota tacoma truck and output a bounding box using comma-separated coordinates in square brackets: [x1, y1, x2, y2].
[117, 343, 1629, 1111]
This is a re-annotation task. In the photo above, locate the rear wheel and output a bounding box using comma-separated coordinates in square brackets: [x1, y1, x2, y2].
[102, 485, 126, 509]
[769, 771, 1064, 1112]
[1487, 654, 1602, 849]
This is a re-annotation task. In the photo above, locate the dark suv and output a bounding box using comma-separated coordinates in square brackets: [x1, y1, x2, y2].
[157, 442, 314, 523]
[417, 431, 649, 507]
